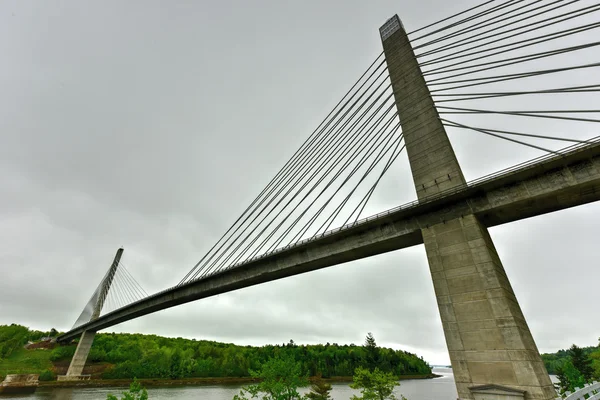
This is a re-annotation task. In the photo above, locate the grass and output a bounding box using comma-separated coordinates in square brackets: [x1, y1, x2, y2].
[0, 348, 54, 378]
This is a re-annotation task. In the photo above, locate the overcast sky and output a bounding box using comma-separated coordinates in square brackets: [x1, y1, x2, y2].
[1, 0, 599, 366]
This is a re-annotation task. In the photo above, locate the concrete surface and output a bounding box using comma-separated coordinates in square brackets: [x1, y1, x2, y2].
[381, 15, 556, 400]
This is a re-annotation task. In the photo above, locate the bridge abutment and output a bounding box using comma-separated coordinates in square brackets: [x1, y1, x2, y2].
[380, 15, 555, 400]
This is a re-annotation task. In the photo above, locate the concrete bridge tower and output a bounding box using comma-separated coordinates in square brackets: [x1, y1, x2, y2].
[380, 15, 555, 400]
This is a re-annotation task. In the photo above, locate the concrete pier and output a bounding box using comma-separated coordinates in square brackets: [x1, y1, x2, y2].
[63, 330, 96, 378]
[380, 15, 555, 400]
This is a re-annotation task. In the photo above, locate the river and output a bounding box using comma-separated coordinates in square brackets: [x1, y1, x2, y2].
[2, 368, 558, 400]
[2, 368, 456, 400]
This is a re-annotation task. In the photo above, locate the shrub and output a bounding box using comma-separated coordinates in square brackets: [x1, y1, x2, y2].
[49, 346, 76, 361]
[39, 369, 56, 381]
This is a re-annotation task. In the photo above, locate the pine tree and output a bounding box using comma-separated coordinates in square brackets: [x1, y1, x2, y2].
[365, 333, 376, 348]
[364, 333, 379, 371]
[569, 345, 594, 382]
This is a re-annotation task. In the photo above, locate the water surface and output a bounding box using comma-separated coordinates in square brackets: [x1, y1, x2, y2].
[0, 368, 461, 400]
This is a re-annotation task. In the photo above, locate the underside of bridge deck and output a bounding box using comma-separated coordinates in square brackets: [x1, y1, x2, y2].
[58, 136, 600, 346]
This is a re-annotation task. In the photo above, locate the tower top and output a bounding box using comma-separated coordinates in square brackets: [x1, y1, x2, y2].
[379, 15, 403, 41]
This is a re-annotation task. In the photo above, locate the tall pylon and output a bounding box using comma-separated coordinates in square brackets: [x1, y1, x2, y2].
[90, 248, 123, 321]
[380, 15, 555, 400]
[61, 248, 123, 380]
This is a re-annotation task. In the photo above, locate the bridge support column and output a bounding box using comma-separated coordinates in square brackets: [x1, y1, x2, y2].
[62, 330, 96, 378]
[380, 15, 555, 400]
[59, 248, 123, 381]
[423, 215, 555, 400]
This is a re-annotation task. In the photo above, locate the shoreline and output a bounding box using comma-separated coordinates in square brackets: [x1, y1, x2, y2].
[39, 374, 441, 388]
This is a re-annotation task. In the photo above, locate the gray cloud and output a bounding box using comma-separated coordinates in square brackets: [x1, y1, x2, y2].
[1, 0, 599, 366]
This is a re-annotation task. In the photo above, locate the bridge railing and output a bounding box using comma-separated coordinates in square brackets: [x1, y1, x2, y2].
[561, 381, 600, 400]
[221, 135, 600, 273]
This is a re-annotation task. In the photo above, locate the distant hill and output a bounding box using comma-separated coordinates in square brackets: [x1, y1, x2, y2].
[0, 324, 432, 381]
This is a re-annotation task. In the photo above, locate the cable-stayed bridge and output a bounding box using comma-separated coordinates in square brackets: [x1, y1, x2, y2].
[56, 2, 600, 399]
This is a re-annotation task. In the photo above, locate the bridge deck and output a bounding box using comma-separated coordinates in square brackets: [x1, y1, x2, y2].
[58, 138, 600, 342]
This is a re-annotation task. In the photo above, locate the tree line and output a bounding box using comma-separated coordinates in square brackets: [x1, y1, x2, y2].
[0, 325, 431, 380]
[541, 340, 600, 394]
[87, 331, 431, 379]
[107, 334, 600, 400]
[108, 334, 408, 400]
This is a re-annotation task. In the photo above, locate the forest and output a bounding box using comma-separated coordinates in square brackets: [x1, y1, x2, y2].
[0, 324, 432, 381]
[541, 342, 600, 375]
[540, 340, 600, 394]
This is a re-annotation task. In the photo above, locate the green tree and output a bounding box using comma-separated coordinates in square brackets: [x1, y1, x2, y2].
[0, 324, 29, 359]
[233, 355, 308, 400]
[107, 378, 148, 400]
[569, 344, 594, 382]
[542, 342, 600, 376]
[350, 367, 401, 400]
[555, 361, 586, 395]
[590, 338, 600, 380]
[364, 333, 379, 371]
[305, 375, 332, 400]
[170, 349, 183, 379]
